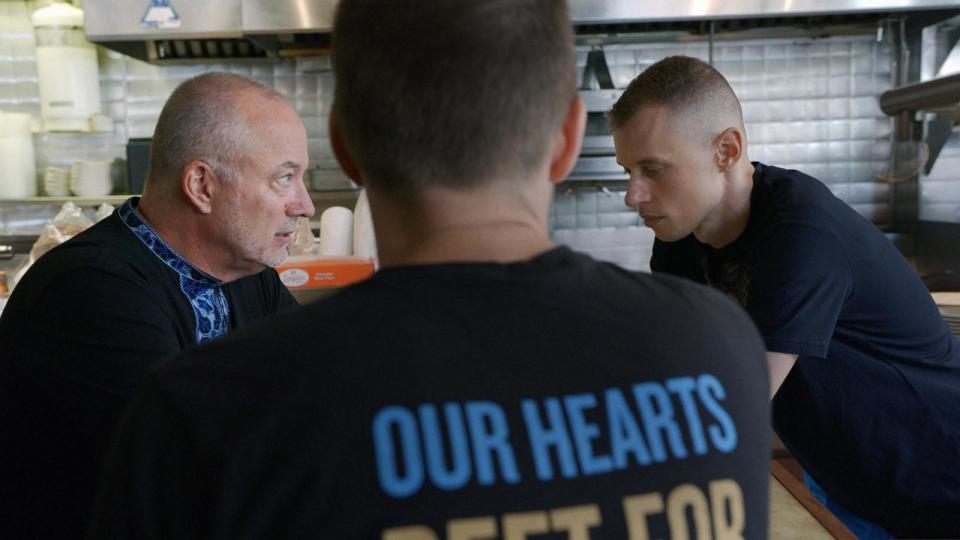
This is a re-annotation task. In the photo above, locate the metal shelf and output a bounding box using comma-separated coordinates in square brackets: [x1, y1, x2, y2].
[0, 195, 131, 206]
[0, 191, 362, 255]
[0, 190, 360, 207]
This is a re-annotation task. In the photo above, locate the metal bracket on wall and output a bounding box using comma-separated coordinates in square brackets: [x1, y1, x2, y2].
[924, 114, 955, 174]
[580, 48, 615, 90]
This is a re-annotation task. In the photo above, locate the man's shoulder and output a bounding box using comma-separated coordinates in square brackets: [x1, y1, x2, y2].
[754, 162, 850, 219]
[168, 249, 758, 361]
[13, 215, 164, 305]
[42, 213, 140, 264]
[749, 163, 870, 250]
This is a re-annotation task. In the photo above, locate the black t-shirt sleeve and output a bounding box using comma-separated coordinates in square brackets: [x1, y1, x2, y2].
[746, 223, 853, 357]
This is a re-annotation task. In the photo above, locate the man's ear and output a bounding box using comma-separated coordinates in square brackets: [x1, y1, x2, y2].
[716, 127, 745, 171]
[329, 113, 364, 187]
[181, 160, 216, 214]
[548, 95, 586, 184]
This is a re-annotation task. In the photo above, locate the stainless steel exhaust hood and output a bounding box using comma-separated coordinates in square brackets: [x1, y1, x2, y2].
[569, 0, 960, 25]
[84, 0, 338, 62]
[85, 0, 960, 64]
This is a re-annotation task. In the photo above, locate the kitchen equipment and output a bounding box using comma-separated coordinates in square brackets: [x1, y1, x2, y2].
[880, 72, 960, 117]
[85, 0, 960, 63]
[125, 138, 151, 194]
[0, 110, 37, 198]
[567, 49, 626, 182]
[32, 2, 102, 132]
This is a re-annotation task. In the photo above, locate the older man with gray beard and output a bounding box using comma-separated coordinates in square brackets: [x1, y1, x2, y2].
[0, 72, 314, 539]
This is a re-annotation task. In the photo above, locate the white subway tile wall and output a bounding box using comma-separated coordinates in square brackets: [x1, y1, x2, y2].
[1, 1, 339, 187]
[1, 5, 921, 260]
[0, 1, 39, 118]
[552, 35, 898, 271]
[0, 1, 342, 233]
[101, 54, 338, 170]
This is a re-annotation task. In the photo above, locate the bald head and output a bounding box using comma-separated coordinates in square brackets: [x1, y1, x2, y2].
[608, 56, 744, 145]
[145, 72, 287, 194]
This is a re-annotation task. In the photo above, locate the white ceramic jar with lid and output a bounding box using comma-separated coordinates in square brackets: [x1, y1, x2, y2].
[32, 1, 101, 132]
[0, 110, 38, 198]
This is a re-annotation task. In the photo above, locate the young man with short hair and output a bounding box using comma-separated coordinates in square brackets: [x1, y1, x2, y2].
[611, 55, 960, 537]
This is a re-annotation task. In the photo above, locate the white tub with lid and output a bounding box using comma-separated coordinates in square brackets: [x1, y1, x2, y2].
[0, 111, 37, 198]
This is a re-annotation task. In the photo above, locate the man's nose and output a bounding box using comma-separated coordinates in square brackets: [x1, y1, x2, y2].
[624, 178, 651, 208]
[288, 176, 316, 218]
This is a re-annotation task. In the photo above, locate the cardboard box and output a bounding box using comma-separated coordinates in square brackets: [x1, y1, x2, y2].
[276, 256, 376, 289]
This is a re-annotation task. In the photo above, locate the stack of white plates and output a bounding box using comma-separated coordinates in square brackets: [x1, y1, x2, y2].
[70, 158, 113, 197]
[43, 166, 69, 196]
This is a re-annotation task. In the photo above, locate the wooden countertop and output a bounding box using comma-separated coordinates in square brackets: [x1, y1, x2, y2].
[769, 458, 855, 539]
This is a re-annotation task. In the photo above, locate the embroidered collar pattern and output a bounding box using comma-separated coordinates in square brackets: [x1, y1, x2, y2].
[118, 198, 230, 343]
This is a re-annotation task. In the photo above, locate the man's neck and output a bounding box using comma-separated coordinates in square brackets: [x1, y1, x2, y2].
[136, 197, 232, 281]
[695, 162, 755, 249]
[368, 182, 555, 268]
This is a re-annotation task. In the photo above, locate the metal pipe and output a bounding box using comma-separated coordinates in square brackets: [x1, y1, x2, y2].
[879, 72, 960, 115]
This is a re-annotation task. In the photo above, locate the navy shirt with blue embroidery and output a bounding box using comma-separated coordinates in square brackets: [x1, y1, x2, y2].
[0, 198, 297, 538]
[118, 200, 232, 343]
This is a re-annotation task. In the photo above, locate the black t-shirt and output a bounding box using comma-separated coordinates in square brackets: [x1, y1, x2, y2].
[0, 201, 296, 538]
[90, 247, 770, 539]
[652, 162, 960, 537]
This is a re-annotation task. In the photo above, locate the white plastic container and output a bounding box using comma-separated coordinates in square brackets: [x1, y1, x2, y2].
[32, 2, 101, 132]
[319, 206, 354, 256]
[0, 111, 38, 198]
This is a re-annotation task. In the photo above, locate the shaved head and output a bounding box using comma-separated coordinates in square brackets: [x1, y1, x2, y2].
[146, 72, 287, 192]
[608, 56, 744, 146]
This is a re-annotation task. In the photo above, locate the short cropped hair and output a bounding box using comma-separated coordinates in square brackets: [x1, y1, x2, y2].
[331, 0, 576, 197]
[147, 72, 285, 188]
[608, 56, 743, 138]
